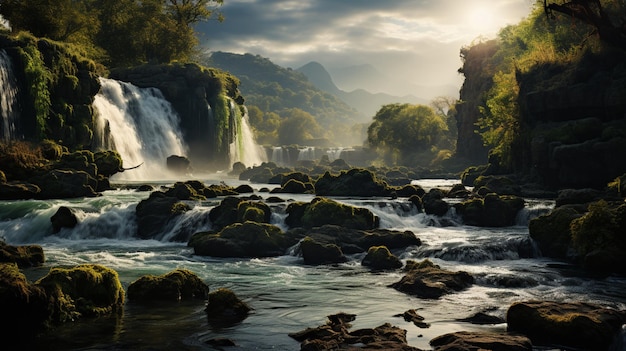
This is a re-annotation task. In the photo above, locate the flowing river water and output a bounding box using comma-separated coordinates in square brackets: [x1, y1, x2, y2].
[2, 176, 625, 350]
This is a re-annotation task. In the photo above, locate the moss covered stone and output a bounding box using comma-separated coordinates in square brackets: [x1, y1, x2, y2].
[0, 241, 45, 267]
[314, 168, 391, 197]
[286, 197, 379, 230]
[36, 264, 124, 323]
[127, 269, 209, 302]
[361, 245, 403, 270]
[299, 236, 347, 265]
[205, 287, 251, 324]
[390, 259, 474, 299]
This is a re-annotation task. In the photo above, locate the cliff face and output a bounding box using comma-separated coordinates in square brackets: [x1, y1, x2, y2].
[0, 33, 102, 148]
[517, 49, 626, 188]
[455, 40, 497, 164]
[110, 63, 244, 170]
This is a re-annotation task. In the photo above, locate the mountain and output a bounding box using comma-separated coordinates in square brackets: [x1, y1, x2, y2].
[328, 63, 458, 101]
[296, 61, 429, 118]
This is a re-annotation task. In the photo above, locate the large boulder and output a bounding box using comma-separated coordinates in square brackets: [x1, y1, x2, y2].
[298, 237, 347, 265]
[361, 245, 403, 270]
[189, 222, 294, 258]
[506, 301, 626, 350]
[430, 331, 532, 351]
[389, 259, 474, 299]
[314, 168, 391, 197]
[285, 197, 379, 230]
[36, 264, 125, 323]
[286, 224, 421, 255]
[528, 205, 582, 258]
[135, 191, 191, 240]
[127, 269, 209, 302]
[205, 288, 251, 325]
[454, 193, 525, 227]
[208, 196, 272, 231]
[30, 169, 99, 199]
[50, 206, 78, 233]
[422, 188, 450, 216]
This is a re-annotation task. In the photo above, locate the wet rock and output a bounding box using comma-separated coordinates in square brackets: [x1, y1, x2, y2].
[286, 224, 421, 254]
[299, 237, 347, 265]
[205, 288, 251, 325]
[395, 309, 430, 328]
[135, 191, 191, 240]
[166, 155, 192, 175]
[361, 245, 403, 270]
[189, 222, 293, 258]
[430, 331, 532, 351]
[390, 259, 474, 299]
[314, 168, 391, 197]
[454, 193, 525, 227]
[127, 268, 209, 302]
[37, 264, 125, 322]
[0, 181, 41, 200]
[0, 241, 45, 267]
[506, 300, 626, 350]
[422, 188, 449, 216]
[528, 205, 582, 259]
[289, 312, 422, 350]
[285, 197, 379, 230]
[30, 169, 99, 199]
[209, 196, 272, 230]
[50, 206, 78, 233]
[457, 311, 505, 325]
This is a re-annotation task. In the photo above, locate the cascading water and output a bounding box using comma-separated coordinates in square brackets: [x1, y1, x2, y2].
[228, 103, 267, 168]
[0, 49, 20, 141]
[93, 77, 187, 181]
[271, 146, 289, 166]
[297, 146, 317, 161]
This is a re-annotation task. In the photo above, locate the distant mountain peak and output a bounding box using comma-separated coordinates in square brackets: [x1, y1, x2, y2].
[297, 61, 340, 95]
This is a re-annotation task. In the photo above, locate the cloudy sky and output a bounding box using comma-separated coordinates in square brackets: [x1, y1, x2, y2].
[197, 0, 535, 99]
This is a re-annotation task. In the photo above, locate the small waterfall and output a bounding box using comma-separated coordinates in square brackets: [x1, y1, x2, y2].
[326, 147, 346, 162]
[229, 104, 267, 168]
[271, 146, 289, 166]
[93, 78, 187, 181]
[0, 49, 20, 141]
[297, 146, 316, 161]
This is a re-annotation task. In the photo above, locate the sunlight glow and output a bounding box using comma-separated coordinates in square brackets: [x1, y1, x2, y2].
[466, 7, 498, 36]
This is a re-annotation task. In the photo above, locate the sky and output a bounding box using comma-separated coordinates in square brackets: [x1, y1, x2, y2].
[197, 0, 536, 100]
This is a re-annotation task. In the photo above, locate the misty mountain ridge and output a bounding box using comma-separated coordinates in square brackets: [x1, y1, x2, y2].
[297, 61, 429, 117]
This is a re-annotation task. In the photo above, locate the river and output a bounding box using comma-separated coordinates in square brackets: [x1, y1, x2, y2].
[2, 175, 625, 350]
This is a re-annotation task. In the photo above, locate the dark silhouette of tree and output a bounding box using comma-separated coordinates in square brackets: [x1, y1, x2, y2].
[543, 0, 626, 49]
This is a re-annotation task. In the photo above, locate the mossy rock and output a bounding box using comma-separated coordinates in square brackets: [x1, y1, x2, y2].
[528, 206, 582, 259]
[164, 181, 207, 200]
[361, 246, 403, 270]
[40, 140, 65, 160]
[454, 194, 525, 227]
[135, 191, 191, 240]
[0, 263, 49, 337]
[390, 259, 474, 299]
[287, 197, 379, 230]
[93, 150, 122, 177]
[189, 222, 291, 258]
[36, 264, 125, 323]
[127, 269, 209, 302]
[299, 237, 347, 265]
[394, 184, 426, 198]
[314, 168, 391, 197]
[0, 241, 45, 267]
[205, 288, 251, 324]
[507, 301, 626, 350]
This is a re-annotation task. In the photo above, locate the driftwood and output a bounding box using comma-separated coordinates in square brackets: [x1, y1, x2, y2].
[119, 162, 143, 172]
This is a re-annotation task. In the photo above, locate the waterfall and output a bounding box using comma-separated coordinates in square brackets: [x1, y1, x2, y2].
[297, 146, 316, 161]
[93, 78, 187, 181]
[0, 49, 20, 141]
[271, 146, 289, 166]
[229, 104, 267, 168]
[326, 147, 346, 162]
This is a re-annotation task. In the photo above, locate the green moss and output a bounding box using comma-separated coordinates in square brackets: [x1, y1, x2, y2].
[300, 197, 377, 230]
[570, 200, 626, 255]
[206, 287, 251, 318]
[127, 268, 208, 301]
[35, 264, 124, 323]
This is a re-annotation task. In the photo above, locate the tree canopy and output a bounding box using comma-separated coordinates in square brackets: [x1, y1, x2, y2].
[367, 103, 448, 166]
[0, 0, 224, 67]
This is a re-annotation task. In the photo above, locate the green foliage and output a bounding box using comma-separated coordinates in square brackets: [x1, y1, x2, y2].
[570, 200, 626, 255]
[472, 4, 600, 170]
[0, 0, 224, 67]
[14, 34, 52, 139]
[366, 103, 447, 166]
[277, 108, 322, 145]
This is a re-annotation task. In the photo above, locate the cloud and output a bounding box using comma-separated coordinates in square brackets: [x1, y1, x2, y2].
[197, 0, 534, 98]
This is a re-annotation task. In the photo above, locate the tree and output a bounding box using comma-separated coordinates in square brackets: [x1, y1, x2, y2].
[543, 0, 626, 49]
[367, 103, 447, 165]
[277, 108, 322, 145]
